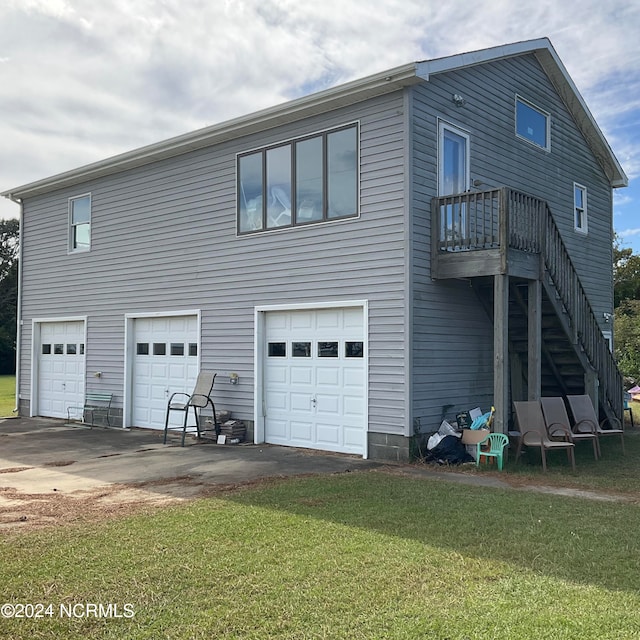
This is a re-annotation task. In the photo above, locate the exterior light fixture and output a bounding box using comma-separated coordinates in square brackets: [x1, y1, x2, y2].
[452, 93, 465, 107]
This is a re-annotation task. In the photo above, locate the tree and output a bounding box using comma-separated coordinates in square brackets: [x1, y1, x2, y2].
[613, 234, 640, 307]
[0, 218, 19, 374]
[614, 299, 640, 382]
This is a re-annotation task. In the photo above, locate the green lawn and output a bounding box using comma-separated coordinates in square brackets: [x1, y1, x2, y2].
[1, 472, 640, 639]
[0, 374, 15, 417]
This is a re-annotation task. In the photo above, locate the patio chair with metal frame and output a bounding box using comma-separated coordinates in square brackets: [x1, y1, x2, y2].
[566, 394, 625, 455]
[513, 401, 576, 472]
[540, 396, 600, 460]
[164, 372, 219, 446]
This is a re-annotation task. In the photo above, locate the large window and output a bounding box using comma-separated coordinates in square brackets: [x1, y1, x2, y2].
[69, 194, 91, 252]
[238, 124, 358, 234]
[516, 96, 550, 150]
[574, 183, 588, 234]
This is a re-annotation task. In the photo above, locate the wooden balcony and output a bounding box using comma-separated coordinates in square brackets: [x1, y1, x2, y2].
[431, 187, 544, 280]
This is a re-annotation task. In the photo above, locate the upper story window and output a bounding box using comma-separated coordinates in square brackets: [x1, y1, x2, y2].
[69, 194, 91, 252]
[237, 124, 359, 234]
[515, 96, 550, 151]
[574, 183, 588, 234]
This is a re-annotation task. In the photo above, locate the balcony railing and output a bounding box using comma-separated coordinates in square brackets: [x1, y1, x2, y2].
[432, 187, 623, 420]
[433, 187, 545, 254]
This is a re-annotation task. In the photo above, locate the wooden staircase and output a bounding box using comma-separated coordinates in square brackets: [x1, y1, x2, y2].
[432, 187, 623, 426]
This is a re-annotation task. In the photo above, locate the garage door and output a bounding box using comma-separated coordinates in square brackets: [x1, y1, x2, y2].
[264, 307, 366, 455]
[38, 321, 85, 419]
[132, 315, 199, 429]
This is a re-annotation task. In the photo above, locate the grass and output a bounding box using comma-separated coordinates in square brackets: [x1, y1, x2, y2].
[0, 374, 15, 417]
[473, 426, 640, 495]
[1, 472, 640, 639]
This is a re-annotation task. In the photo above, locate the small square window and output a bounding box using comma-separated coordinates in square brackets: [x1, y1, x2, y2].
[42, 344, 51, 355]
[189, 343, 198, 357]
[170, 343, 184, 356]
[79, 344, 85, 355]
[268, 342, 286, 357]
[516, 97, 549, 150]
[54, 344, 64, 355]
[345, 341, 364, 358]
[153, 343, 166, 356]
[318, 342, 338, 358]
[66, 343, 77, 355]
[137, 343, 149, 355]
[292, 342, 311, 357]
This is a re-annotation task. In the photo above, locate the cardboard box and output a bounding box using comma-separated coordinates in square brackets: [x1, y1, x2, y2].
[461, 428, 490, 445]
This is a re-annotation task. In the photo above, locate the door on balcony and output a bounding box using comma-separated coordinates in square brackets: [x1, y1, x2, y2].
[438, 121, 470, 248]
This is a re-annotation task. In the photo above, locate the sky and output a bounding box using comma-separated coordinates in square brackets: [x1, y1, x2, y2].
[1, 0, 639, 250]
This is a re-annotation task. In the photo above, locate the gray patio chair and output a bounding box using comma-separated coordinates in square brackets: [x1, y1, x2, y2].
[540, 396, 600, 460]
[164, 372, 218, 446]
[513, 401, 576, 472]
[567, 394, 625, 455]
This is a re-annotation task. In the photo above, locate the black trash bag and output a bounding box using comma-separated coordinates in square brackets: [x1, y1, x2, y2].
[426, 435, 474, 465]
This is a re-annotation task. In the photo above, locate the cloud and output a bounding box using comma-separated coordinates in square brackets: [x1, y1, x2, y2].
[618, 228, 640, 238]
[0, 0, 639, 233]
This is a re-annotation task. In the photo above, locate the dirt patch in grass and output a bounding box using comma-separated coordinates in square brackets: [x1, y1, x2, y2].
[0, 474, 294, 533]
[0, 477, 213, 533]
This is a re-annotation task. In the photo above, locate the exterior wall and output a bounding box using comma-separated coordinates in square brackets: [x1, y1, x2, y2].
[17, 92, 410, 438]
[409, 53, 615, 434]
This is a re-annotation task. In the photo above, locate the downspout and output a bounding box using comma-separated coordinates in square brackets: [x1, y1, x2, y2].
[7, 194, 23, 414]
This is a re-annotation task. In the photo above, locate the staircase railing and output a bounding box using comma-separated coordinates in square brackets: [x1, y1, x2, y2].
[539, 198, 623, 420]
[433, 187, 622, 419]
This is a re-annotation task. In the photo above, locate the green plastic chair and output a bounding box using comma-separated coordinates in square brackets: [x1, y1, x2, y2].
[476, 432, 509, 470]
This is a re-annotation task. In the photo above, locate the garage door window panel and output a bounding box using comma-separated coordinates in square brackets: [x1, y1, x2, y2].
[345, 341, 364, 358]
[170, 343, 185, 356]
[268, 342, 286, 357]
[292, 342, 311, 357]
[318, 342, 338, 358]
[153, 343, 166, 356]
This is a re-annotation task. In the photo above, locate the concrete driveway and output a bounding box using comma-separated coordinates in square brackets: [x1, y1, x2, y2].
[0, 417, 380, 529]
[0, 417, 380, 491]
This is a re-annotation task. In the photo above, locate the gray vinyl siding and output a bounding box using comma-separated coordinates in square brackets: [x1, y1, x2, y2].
[409, 53, 615, 432]
[18, 92, 409, 435]
[422, 54, 613, 314]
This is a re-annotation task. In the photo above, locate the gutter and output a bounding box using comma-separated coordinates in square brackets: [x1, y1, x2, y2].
[6, 194, 22, 415]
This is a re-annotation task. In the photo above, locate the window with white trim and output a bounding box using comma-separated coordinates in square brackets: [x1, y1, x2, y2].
[515, 96, 550, 150]
[574, 183, 588, 233]
[69, 194, 91, 252]
[237, 124, 359, 234]
[438, 121, 470, 246]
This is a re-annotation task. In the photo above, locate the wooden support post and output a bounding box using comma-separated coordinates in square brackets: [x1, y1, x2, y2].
[528, 279, 542, 400]
[494, 274, 509, 434]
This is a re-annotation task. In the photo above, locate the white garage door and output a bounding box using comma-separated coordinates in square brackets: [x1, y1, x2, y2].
[38, 321, 85, 419]
[264, 307, 366, 456]
[132, 315, 199, 429]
